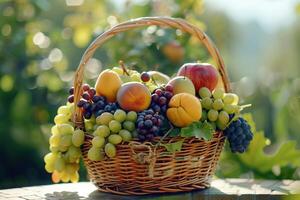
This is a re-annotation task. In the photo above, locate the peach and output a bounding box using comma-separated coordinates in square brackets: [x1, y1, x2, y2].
[95, 69, 122, 102]
[167, 93, 202, 127]
[117, 82, 151, 112]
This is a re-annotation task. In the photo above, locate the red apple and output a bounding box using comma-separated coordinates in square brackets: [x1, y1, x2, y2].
[177, 63, 218, 92]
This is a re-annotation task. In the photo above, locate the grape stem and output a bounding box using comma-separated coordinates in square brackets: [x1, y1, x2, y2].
[119, 60, 130, 76]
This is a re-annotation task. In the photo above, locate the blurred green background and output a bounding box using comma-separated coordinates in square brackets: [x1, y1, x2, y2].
[0, 0, 300, 189]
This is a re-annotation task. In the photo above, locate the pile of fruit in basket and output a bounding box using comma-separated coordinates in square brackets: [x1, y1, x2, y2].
[44, 61, 253, 183]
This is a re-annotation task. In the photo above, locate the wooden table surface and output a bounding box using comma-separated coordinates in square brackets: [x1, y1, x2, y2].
[0, 179, 299, 200]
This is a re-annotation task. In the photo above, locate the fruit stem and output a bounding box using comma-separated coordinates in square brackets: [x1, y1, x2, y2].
[119, 60, 130, 76]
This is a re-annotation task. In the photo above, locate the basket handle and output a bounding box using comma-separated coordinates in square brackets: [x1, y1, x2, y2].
[73, 16, 230, 127]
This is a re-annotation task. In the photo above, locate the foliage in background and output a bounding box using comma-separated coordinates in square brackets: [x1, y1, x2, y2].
[0, 0, 299, 188]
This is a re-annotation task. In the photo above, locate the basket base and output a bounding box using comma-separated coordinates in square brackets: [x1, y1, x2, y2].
[91, 179, 212, 195]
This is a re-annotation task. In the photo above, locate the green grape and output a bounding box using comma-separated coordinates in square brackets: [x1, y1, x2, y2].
[223, 104, 235, 114]
[113, 109, 127, 122]
[45, 163, 54, 173]
[201, 97, 213, 110]
[232, 93, 239, 105]
[67, 146, 81, 162]
[119, 129, 132, 142]
[94, 125, 110, 137]
[112, 67, 123, 75]
[44, 152, 58, 164]
[55, 157, 65, 172]
[126, 111, 137, 122]
[131, 130, 138, 138]
[70, 171, 79, 183]
[233, 105, 240, 113]
[50, 145, 59, 153]
[122, 121, 135, 131]
[223, 93, 235, 105]
[51, 125, 60, 135]
[218, 111, 229, 125]
[201, 110, 208, 121]
[212, 99, 224, 110]
[109, 120, 122, 133]
[207, 109, 218, 122]
[57, 124, 74, 135]
[54, 114, 69, 124]
[105, 143, 117, 158]
[60, 171, 70, 183]
[84, 119, 94, 132]
[60, 135, 72, 147]
[131, 73, 141, 82]
[96, 112, 114, 125]
[67, 103, 75, 112]
[92, 136, 105, 148]
[58, 145, 68, 152]
[199, 87, 212, 98]
[57, 105, 71, 115]
[213, 88, 225, 99]
[88, 146, 105, 161]
[72, 129, 85, 147]
[49, 134, 61, 147]
[216, 120, 226, 130]
[108, 134, 123, 145]
[65, 164, 78, 174]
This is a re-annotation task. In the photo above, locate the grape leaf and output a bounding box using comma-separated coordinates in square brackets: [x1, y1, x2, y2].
[180, 121, 214, 141]
[238, 114, 300, 173]
[160, 140, 184, 153]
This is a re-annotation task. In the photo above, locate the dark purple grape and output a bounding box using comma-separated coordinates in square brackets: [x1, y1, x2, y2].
[92, 95, 102, 103]
[151, 117, 157, 124]
[153, 105, 160, 113]
[137, 121, 144, 129]
[146, 134, 153, 140]
[68, 95, 74, 103]
[82, 84, 90, 91]
[104, 105, 112, 112]
[151, 94, 159, 102]
[84, 111, 92, 119]
[141, 72, 151, 82]
[161, 105, 167, 113]
[77, 99, 87, 107]
[145, 115, 152, 120]
[82, 92, 90, 101]
[90, 104, 96, 112]
[150, 126, 159, 135]
[144, 120, 153, 128]
[83, 102, 91, 111]
[88, 88, 96, 97]
[155, 89, 163, 96]
[165, 85, 173, 92]
[138, 134, 145, 141]
[95, 110, 104, 117]
[159, 96, 167, 106]
[164, 91, 173, 100]
[69, 87, 74, 95]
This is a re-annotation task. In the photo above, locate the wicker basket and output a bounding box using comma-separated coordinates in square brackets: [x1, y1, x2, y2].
[72, 17, 230, 195]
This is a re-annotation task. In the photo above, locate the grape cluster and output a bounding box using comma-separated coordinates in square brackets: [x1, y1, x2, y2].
[68, 84, 119, 119]
[199, 87, 240, 130]
[224, 117, 253, 153]
[150, 85, 173, 115]
[44, 103, 84, 183]
[136, 109, 165, 141]
[87, 109, 137, 161]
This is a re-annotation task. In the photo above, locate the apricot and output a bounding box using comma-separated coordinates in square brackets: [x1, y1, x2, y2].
[95, 69, 122, 102]
[117, 82, 151, 112]
[166, 93, 202, 127]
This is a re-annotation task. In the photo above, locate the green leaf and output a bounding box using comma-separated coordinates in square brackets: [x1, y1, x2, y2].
[238, 114, 300, 173]
[180, 121, 214, 141]
[168, 128, 180, 137]
[161, 140, 184, 153]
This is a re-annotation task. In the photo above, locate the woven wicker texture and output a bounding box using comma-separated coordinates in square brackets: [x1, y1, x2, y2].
[73, 17, 230, 195]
